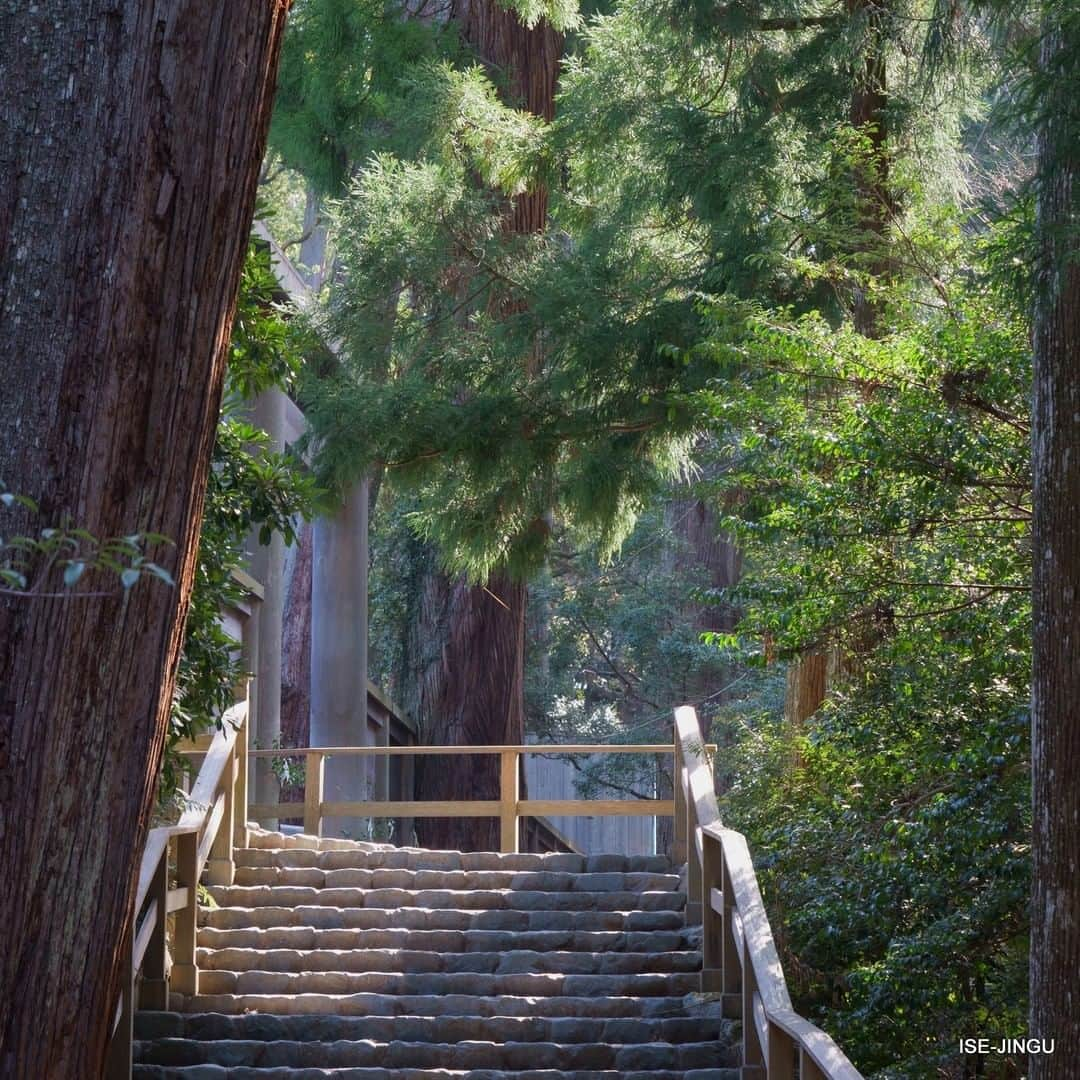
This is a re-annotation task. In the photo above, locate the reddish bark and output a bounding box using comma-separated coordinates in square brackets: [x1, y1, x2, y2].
[414, 572, 527, 851]
[1030, 11, 1080, 1075]
[0, 3, 289, 1073]
[281, 521, 314, 749]
[413, 0, 562, 851]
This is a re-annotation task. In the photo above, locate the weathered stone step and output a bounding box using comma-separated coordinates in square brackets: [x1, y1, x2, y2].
[232, 866, 681, 893]
[196, 947, 701, 976]
[134, 1037, 735, 1071]
[197, 927, 692, 953]
[170, 993, 701, 1019]
[136, 1011, 732, 1046]
[134, 1066, 738, 1080]
[238, 842, 672, 875]
[200, 906, 686, 934]
[205, 886, 685, 913]
[194, 969, 700, 998]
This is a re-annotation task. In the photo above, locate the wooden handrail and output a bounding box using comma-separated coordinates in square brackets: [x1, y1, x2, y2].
[106, 699, 249, 1079]
[192, 740, 705, 854]
[674, 704, 863, 1080]
[113, 695, 858, 1079]
[244, 743, 678, 756]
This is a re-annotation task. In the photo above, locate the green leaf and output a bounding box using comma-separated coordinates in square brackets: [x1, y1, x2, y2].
[0, 569, 27, 589]
[143, 562, 176, 587]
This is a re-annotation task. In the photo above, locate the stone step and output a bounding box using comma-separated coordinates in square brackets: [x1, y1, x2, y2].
[134, 1038, 736, 1071]
[193, 969, 700, 998]
[196, 947, 701, 976]
[197, 927, 693, 953]
[136, 1012, 733, 1046]
[200, 906, 686, 934]
[232, 866, 681, 893]
[169, 993, 703, 1019]
[134, 1067, 738, 1080]
[238, 843, 672, 875]
[205, 887, 685, 913]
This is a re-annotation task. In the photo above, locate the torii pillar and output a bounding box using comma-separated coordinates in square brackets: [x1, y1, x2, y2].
[248, 388, 289, 828]
[310, 476, 371, 837]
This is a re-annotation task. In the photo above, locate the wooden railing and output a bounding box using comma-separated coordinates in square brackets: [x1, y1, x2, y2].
[106, 699, 249, 1079]
[674, 705, 863, 1080]
[248, 743, 676, 853]
[108, 699, 860, 1080]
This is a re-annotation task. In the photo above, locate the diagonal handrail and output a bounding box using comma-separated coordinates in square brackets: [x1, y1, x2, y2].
[674, 704, 863, 1080]
[105, 699, 249, 1079]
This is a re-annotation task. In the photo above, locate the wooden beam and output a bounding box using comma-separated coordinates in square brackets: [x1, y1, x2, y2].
[244, 743, 680, 757]
[518, 799, 674, 817]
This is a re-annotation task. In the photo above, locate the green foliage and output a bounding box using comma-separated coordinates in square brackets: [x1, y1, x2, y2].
[302, 106, 709, 580]
[165, 241, 320, 801]
[0, 493, 174, 598]
[270, 0, 454, 195]
[271, 2, 1038, 1074]
[699, 226, 1032, 1077]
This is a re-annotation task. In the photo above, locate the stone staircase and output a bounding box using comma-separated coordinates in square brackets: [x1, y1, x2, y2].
[133, 829, 739, 1079]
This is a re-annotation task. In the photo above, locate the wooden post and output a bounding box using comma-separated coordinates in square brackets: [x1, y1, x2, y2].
[397, 751, 415, 847]
[103, 949, 134, 1080]
[672, 733, 687, 863]
[172, 832, 199, 996]
[304, 751, 325, 837]
[742, 936, 764, 1075]
[205, 761, 236, 886]
[769, 1021, 796, 1079]
[800, 1048, 828, 1080]
[720, 841, 742, 1018]
[500, 749, 519, 854]
[701, 831, 723, 991]
[687, 832, 703, 925]
[234, 692, 250, 849]
[138, 852, 170, 1010]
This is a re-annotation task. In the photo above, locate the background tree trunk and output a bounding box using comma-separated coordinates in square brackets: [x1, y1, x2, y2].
[412, 0, 562, 850]
[0, 3, 289, 1073]
[1030, 8, 1080, 1075]
[414, 572, 527, 851]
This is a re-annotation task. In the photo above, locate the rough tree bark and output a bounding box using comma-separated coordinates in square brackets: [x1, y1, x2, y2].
[0, 3, 289, 1074]
[413, 572, 528, 851]
[281, 522, 314, 751]
[1030, 8, 1080, 1074]
[413, 0, 562, 851]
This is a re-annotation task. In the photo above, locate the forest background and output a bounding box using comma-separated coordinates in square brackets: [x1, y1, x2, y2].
[0, 0, 1071, 1077]
[184, 1, 1044, 1076]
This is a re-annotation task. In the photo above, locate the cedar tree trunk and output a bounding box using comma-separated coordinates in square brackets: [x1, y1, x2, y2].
[414, 572, 527, 851]
[1030, 8, 1080, 1075]
[413, 0, 562, 851]
[0, 3, 289, 1074]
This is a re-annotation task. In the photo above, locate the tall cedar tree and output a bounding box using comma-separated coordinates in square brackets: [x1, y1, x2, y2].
[412, 0, 564, 852]
[1030, 3, 1080, 1073]
[0, 4, 289, 1073]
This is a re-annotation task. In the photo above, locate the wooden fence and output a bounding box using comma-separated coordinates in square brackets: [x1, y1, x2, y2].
[248, 742, 675, 854]
[106, 698, 862, 1080]
[674, 705, 862, 1080]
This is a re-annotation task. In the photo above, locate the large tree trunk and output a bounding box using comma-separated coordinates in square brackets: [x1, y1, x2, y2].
[0, 4, 289, 1074]
[412, 0, 562, 851]
[1030, 9, 1080, 1075]
[414, 572, 527, 851]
